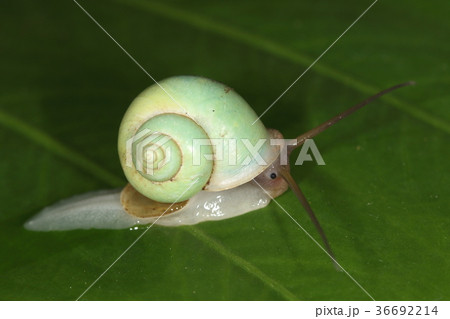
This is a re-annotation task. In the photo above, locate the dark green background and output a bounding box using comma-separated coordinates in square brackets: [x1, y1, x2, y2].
[0, 0, 448, 300]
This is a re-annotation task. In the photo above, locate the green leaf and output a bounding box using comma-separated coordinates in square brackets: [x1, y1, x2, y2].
[0, 0, 448, 300]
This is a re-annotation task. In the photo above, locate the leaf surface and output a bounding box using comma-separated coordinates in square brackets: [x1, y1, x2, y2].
[0, 0, 448, 300]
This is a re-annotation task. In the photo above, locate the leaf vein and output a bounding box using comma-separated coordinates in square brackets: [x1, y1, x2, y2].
[0, 109, 124, 187]
[184, 227, 299, 300]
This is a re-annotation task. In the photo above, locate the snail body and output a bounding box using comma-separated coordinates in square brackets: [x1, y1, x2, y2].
[24, 181, 271, 231]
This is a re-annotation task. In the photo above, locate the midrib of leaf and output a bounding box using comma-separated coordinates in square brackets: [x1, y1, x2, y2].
[0, 110, 298, 300]
[114, 0, 450, 134]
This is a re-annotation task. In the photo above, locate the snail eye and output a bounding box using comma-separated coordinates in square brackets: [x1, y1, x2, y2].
[270, 173, 277, 179]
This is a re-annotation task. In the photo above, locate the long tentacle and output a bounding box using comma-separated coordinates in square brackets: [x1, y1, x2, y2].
[288, 81, 415, 153]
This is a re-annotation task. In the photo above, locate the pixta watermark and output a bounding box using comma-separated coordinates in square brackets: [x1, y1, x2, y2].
[126, 129, 325, 175]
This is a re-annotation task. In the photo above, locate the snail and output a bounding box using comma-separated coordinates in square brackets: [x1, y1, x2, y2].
[25, 76, 413, 260]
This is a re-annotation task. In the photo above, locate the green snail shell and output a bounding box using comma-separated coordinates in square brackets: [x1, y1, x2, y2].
[118, 76, 279, 203]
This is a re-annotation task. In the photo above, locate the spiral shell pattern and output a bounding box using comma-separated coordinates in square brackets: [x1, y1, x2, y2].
[121, 113, 213, 203]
